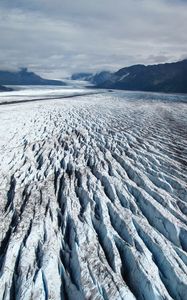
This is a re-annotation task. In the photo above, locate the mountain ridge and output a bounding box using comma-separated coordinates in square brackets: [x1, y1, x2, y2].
[72, 59, 187, 94]
[0, 68, 66, 86]
[97, 59, 187, 93]
[0, 84, 12, 92]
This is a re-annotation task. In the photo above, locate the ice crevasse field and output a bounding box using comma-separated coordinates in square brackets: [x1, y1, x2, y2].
[0, 85, 187, 300]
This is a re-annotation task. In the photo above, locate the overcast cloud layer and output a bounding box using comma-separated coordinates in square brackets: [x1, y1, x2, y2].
[0, 0, 187, 78]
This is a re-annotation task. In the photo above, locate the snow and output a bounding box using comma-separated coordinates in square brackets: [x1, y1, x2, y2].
[0, 85, 99, 105]
[119, 73, 130, 81]
[0, 88, 187, 299]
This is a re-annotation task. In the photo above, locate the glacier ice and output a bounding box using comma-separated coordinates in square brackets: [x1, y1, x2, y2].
[0, 90, 187, 299]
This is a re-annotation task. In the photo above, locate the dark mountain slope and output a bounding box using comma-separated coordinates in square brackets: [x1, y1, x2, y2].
[97, 59, 187, 93]
[71, 72, 93, 81]
[0, 85, 12, 92]
[0, 68, 66, 86]
[71, 71, 112, 85]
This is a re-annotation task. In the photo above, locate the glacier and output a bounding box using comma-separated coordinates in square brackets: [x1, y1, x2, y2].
[0, 89, 187, 300]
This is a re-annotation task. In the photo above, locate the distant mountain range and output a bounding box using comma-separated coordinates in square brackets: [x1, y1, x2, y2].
[0, 68, 65, 86]
[72, 59, 187, 93]
[71, 72, 93, 81]
[0, 85, 12, 92]
[71, 71, 112, 85]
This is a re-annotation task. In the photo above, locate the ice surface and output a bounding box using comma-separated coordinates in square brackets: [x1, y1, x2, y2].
[0, 89, 187, 299]
[0, 85, 99, 105]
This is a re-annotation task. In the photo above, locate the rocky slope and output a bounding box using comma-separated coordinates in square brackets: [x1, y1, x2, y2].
[0, 68, 65, 86]
[71, 73, 93, 81]
[73, 60, 187, 94]
[0, 91, 187, 299]
[0, 85, 12, 92]
[71, 71, 112, 86]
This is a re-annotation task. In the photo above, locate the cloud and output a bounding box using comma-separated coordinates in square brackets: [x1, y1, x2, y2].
[0, 0, 187, 77]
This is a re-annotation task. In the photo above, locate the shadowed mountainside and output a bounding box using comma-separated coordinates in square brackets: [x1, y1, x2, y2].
[0, 68, 66, 86]
[72, 60, 187, 94]
[98, 60, 187, 93]
[0, 85, 12, 92]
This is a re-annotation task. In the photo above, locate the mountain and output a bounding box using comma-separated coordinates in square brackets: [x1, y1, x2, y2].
[90, 71, 112, 85]
[71, 72, 93, 81]
[96, 60, 187, 93]
[71, 71, 112, 85]
[0, 85, 12, 92]
[0, 68, 66, 86]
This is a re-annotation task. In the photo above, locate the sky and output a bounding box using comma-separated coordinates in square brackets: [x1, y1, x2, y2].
[0, 0, 187, 78]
